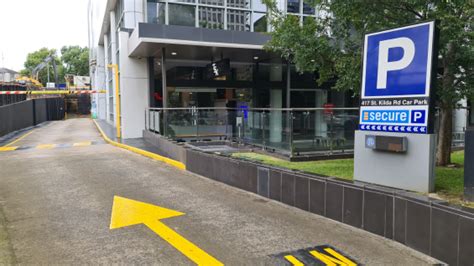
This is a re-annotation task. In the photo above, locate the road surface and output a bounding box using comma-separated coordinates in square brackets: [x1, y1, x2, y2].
[0, 119, 437, 264]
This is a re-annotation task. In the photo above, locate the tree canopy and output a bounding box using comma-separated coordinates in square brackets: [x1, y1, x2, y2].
[263, 0, 473, 165]
[21, 46, 90, 86]
[22, 48, 63, 85]
[60, 46, 89, 76]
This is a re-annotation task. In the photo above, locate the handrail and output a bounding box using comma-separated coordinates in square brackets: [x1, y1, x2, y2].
[146, 107, 360, 111]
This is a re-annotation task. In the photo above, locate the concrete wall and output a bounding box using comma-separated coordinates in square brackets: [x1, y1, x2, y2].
[119, 30, 149, 139]
[143, 130, 187, 163]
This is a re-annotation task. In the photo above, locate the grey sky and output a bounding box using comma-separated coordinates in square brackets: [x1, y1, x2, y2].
[0, 0, 89, 71]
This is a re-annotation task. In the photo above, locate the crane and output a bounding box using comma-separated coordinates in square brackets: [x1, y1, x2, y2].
[32, 54, 58, 88]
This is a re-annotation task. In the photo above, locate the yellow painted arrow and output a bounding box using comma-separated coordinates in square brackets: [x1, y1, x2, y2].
[110, 196, 223, 265]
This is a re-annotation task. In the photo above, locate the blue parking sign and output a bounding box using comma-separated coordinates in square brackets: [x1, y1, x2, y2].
[362, 21, 435, 98]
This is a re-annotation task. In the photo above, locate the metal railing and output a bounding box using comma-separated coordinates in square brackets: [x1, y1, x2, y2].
[145, 107, 359, 156]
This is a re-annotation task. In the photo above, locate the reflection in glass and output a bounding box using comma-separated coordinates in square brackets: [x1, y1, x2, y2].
[168, 0, 196, 2]
[199, 7, 224, 29]
[252, 12, 267, 32]
[227, 0, 250, 9]
[147, 1, 165, 24]
[169, 4, 196, 26]
[227, 10, 250, 31]
[303, 0, 315, 14]
[199, 0, 224, 6]
[287, 0, 299, 13]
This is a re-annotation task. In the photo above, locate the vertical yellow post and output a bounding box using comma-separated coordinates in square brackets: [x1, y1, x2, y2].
[107, 64, 121, 139]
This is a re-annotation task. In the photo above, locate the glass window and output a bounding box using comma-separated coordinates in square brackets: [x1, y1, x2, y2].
[252, 12, 267, 32]
[251, 0, 266, 12]
[227, 10, 250, 31]
[287, 0, 299, 13]
[199, 0, 224, 6]
[169, 0, 195, 2]
[227, 0, 250, 9]
[199, 7, 224, 29]
[169, 4, 196, 27]
[147, 1, 165, 24]
[303, 0, 315, 15]
[233, 64, 253, 81]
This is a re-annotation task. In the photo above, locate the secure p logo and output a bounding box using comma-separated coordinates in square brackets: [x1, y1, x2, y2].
[362, 21, 435, 98]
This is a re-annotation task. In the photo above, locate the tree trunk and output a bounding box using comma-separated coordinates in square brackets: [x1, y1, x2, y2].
[436, 42, 456, 166]
[436, 105, 453, 166]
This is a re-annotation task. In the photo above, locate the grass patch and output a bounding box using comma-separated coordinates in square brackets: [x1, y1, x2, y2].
[232, 151, 471, 207]
[232, 152, 354, 180]
[434, 151, 466, 205]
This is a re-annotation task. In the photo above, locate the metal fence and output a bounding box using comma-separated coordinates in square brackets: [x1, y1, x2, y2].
[145, 107, 359, 156]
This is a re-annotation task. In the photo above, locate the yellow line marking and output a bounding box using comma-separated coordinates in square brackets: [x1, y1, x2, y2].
[110, 196, 223, 265]
[92, 119, 186, 170]
[0, 146, 18, 152]
[309, 250, 338, 266]
[73, 141, 92, 147]
[3, 129, 36, 147]
[323, 248, 356, 266]
[36, 144, 55, 149]
[284, 255, 305, 266]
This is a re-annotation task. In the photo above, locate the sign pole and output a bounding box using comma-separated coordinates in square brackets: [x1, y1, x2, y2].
[465, 126, 474, 201]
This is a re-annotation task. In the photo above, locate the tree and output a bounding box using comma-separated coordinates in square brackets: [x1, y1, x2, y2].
[22, 48, 64, 86]
[60, 46, 89, 76]
[264, 0, 473, 166]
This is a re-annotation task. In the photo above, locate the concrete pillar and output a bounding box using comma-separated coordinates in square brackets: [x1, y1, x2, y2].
[269, 89, 282, 143]
[269, 65, 283, 143]
[110, 10, 118, 126]
[161, 48, 167, 108]
[118, 30, 149, 139]
[465, 127, 474, 201]
[103, 34, 111, 122]
[95, 45, 107, 120]
[123, 0, 145, 28]
[315, 90, 327, 137]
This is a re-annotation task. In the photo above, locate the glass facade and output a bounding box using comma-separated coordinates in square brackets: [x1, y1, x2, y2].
[146, 0, 317, 31]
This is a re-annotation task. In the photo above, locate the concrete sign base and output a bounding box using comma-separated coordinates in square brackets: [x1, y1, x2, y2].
[354, 130, 436, 193]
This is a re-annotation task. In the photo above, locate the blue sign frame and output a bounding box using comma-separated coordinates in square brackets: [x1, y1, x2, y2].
[359, 21, 439, 134]
[361, 21, 435, 99]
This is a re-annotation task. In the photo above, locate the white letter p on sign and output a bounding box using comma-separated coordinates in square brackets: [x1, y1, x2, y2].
[377, 37, 415, 89]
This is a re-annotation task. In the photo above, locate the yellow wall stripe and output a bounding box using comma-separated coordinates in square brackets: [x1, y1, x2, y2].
[92, 120, 186, 170]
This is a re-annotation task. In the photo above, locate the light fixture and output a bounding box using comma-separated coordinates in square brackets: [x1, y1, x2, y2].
[253, 56, 259, 60]
[171, 52, 178, 56]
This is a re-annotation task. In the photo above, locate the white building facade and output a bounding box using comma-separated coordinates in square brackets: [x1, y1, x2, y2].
[87, 0, 357, 140]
